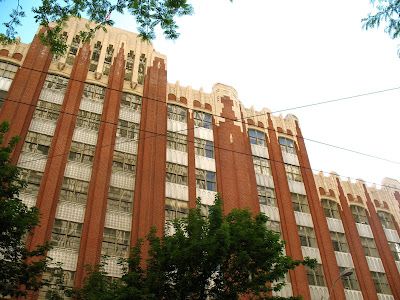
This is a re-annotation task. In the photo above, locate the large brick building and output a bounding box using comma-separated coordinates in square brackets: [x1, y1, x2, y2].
[1, 18, 400, 299]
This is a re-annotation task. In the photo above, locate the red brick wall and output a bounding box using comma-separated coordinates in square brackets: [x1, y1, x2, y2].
[295, 122, 344, 300]
[132, 57, 168, 251]
[266, 114, 310, 298]
[75, 45, 126, 286]
[336, 180, 378, 299]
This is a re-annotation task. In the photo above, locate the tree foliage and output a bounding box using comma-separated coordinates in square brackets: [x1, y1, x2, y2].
[0, 121, 51, 298]
[70, 196, 315, 300]
[0, 0, 199, 55]
[362, 0, 400, 56]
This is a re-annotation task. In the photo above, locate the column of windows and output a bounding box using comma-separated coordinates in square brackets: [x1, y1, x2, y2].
[321, 199, 361, 291]
[194, 110, 215, 217]
[165, 104, 190, 221]
[350, 205, 392, 295]
[102, 92, 142, 261]
[19, 74, 69, 200]
[0, 61, 19, 108]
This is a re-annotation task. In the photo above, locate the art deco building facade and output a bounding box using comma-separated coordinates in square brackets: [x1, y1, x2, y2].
[1, 18, 400, 300]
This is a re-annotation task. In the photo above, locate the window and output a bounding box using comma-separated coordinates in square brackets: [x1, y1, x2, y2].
[279, 137, 296, 154]
[249, 129, 266, 147]
[196, 169, 216, 191]
[166, 163, 188, 185]
[125, 51, 135, 81]
[321, 199, 341, 219]
[339, 267, 360, 291]
[361, 237, 379, 258]
[167, 131, 187, 152]
[20, 170, 43, 196]
[266, 220, 281, 235]
[0, 61, 18, 80]
[253, 156, 271, 176]
[193, 111, 212, 129]
[102, 228, 130, 258]
[42, 74, 69, 92]
[121, 93, 141, 111]
[82, 83, 106, 102]
[112, 151, 137, 173]
[137, 54, 146, 84]
[107, 187, 134, 213]
[389, 242, 400, 261]
[66, 35, 80, 65]
[68, 141, 96, 165]
[59, 177, 89, 204]
[117, 120, 139, 139]
[298, 226, 317, 248]
[194, 138, 214, 158]
[89, 41, 102, 72]
[76, 110, 101, 131]
[258, 186, 276, 207]
[51, 219, 82, 250]
[330, 232, 349, 253]
[371, 272, 391, 295]
[285, 164, 302, 182]
[292, 193, 309, 213]
[102, 45, 114, 75]
[306, 264, 326, 287]
[350, 205, 368, 224]
[33, 100, 62, 121]
[200, 204, 211, 218]
[167, 104, 187, 122]
[377, 211, 395, 230]
[165, 198, 189, 220]
[22, 132, 52, 156]
[0, 90, 6, 108]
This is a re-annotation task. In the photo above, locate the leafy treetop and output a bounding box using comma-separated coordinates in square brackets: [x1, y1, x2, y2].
[68, 196, 315, 300]
[362, 0, 400, 57]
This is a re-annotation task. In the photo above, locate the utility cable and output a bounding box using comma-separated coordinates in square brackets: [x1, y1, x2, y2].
[1, 64, 399, 165]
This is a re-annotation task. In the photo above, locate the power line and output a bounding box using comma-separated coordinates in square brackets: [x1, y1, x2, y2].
[1, 64, 399, 165]
[12, 117, 400, 192]
[0, 65, 399, 190]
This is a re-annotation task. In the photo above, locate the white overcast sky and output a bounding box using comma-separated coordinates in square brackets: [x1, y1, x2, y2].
[1, 0, 399, 187]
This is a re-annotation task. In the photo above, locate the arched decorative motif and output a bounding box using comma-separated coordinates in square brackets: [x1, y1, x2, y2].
[0, 49, 9, 57]
[205, 103, 212, 111]
[180, 97, 187, 104]
[193, 100, 201, 107]
[168, 93, 176, 101]
[257, 121, 264, 128]
[247, 119, 254, 125]
[12, 53, 23, 61]
[319, 187, 326, 195]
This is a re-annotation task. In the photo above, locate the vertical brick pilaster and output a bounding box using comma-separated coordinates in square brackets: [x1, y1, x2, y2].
[0, 29, 53, 161]
[187, 110, 197, 209]
[25, 43, 91, 253]
[74, 45, 126, 286]
[266, 114, 310, 299]
[336, 179, 378, 299]
[212, 96, 258, 212]
[295, 122, 344, 300]
[364, 185, 400, 297]
[132, 57, 167, 246]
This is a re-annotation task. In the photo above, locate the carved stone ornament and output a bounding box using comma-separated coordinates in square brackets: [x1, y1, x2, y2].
[57, 62, 65, 71]
[95, 72, 102, 80]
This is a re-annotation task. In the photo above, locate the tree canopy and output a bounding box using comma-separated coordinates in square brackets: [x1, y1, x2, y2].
[362, 0, 400, 56]
[0, 0, 231, 55]
[0, 121, 51, 298]
[68, 197, 315, 300]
